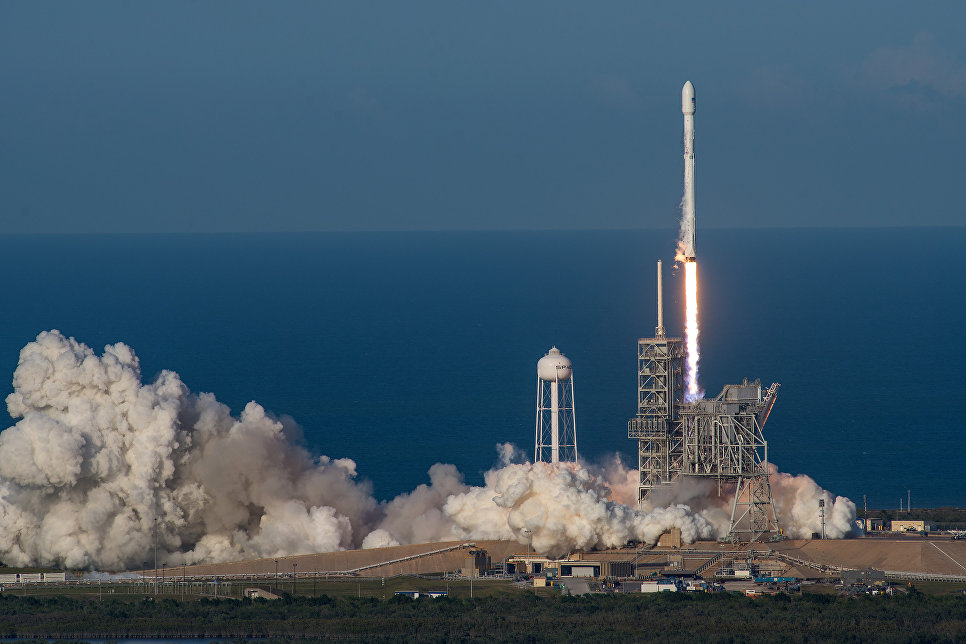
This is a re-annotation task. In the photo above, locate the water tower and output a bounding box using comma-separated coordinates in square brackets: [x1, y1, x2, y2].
[535, 347, 577, 464]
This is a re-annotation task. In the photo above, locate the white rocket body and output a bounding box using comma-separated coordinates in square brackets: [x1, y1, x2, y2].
[682, 81, 696, 262]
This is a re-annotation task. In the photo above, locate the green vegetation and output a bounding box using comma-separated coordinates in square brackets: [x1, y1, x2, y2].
[0, 575, 550, 601]
[0, 585, 963, 642]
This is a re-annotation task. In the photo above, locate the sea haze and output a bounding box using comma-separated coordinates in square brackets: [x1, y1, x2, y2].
[0, 228, 961, 509]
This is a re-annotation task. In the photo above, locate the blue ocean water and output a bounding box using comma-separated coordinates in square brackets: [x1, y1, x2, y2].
[0, 228, 961, 509]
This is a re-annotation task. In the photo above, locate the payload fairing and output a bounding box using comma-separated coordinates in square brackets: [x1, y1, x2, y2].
[681, 81, 696, 262]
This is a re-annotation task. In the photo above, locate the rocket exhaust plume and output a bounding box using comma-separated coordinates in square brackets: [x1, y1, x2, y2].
[684, 261, 700, 400]
[678, 81, 701, 401]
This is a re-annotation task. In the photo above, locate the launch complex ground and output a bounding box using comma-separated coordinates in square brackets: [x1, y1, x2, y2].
[129, 535, 966, 588]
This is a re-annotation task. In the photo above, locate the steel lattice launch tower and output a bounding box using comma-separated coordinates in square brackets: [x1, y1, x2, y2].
[681, 81, 696, 262]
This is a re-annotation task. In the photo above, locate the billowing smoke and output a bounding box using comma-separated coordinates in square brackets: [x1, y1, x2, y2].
[0, 332, 855, 570]
[769, 465, 857, 539]
[0, 331, 379, 569]
[443, 461, 716, 556]
[637, 467, 858, 540]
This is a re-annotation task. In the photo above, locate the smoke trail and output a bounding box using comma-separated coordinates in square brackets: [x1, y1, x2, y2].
[0, 332, 855, 569]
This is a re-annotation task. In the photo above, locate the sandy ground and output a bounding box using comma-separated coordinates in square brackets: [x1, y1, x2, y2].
[137, 536, 966, 580]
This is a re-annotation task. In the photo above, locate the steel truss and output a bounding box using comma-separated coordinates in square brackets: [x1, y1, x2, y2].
[627, 336, 684, 503]
[629, 356, 783, 540]
[673, 381, 780, 540]
[535, 376, 577, 464]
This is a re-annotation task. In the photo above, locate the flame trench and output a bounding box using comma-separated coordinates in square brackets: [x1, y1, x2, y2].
[684, 260, 700, 401]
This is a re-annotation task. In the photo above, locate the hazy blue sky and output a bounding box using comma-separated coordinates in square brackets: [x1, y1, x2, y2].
[2, 1, 964, 232]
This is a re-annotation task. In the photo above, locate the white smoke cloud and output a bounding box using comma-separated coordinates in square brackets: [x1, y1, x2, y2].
[769, 465, 857, 539]
[361, 463, 467, 549]
[0, 332, 857, 570]
[0, 331, 379, 569]
[375, 459, 718, 557]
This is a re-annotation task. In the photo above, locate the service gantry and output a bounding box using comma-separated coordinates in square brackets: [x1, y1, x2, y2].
[627, 260, 782, 542]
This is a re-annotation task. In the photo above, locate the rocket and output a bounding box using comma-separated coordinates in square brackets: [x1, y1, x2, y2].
[681, 81, 696, 262]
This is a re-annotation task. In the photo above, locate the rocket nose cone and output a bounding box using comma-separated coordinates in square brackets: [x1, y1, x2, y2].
[682, 81, 695, 114]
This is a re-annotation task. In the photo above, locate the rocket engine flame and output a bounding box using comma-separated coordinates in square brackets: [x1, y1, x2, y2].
[684, 260, 701, 401]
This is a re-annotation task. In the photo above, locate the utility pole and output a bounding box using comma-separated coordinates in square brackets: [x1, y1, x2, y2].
[154, 518, 158, 595]
[908, 490, 911, 514]
[274, 559, 279, 593]
[292, 563, 297, 596]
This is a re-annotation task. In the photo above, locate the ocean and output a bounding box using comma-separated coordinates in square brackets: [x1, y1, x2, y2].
[0, 228, 961, 509]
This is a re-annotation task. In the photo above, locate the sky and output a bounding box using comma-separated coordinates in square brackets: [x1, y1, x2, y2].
[1, 1, 964, 233]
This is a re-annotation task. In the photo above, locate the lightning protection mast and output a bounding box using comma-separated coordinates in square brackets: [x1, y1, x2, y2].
[535, 347, 577, 464]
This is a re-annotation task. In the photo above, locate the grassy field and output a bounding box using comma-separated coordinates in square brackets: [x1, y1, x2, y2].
[0, 575, 556, 601]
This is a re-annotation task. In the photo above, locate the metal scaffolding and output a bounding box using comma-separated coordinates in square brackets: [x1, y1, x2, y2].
[627, 335, 684, 502]
[677, 380, 781, 541]
[627, 261, 782, 542]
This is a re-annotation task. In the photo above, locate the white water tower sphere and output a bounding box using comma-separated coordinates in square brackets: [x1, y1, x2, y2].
[537, 347, 572, 382]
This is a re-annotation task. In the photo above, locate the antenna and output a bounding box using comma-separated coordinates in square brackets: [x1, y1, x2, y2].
[655, 260, 666, 338]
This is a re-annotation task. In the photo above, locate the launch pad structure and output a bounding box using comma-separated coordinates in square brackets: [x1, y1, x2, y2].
[628, 261, 781, 542]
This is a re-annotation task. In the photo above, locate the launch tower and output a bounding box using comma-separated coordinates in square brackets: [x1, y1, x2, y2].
[627, 261, 685, 495]
[628, 262, 782, 542]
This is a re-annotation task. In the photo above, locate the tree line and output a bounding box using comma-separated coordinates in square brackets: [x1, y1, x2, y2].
[0, 588, 963, 642]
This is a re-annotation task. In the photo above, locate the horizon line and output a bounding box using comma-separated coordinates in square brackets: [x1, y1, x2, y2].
[1, 223, 963, 236]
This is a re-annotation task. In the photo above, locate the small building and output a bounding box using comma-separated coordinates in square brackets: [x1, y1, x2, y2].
[559, 563, 600, 578]
[462, 549, 490, 577]
[859, 518, 884, 532]
[890, 520, 936, 533]
[640, 579, 679, 593]
[506, 555, 610, 578]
